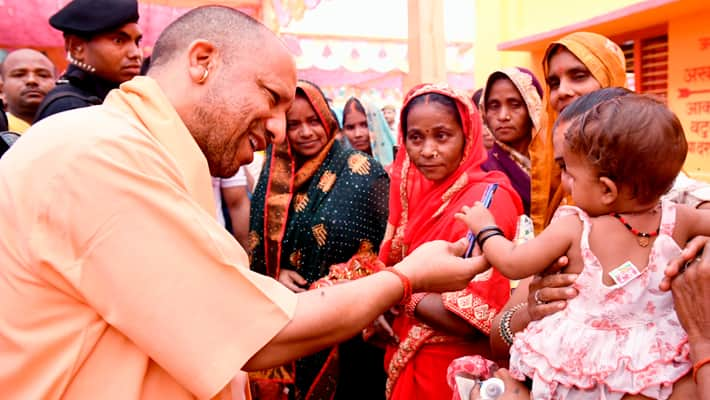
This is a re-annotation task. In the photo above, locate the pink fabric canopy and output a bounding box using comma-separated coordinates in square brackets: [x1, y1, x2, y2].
[298, 67, 474, 92]
[0, 0, 470, 98]
[0, 0, 322, 49]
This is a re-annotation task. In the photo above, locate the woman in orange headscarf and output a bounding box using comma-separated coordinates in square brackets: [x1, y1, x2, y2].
[381, 83, 522, 400]
[490, 32, 628, 358]
[529, 31, 628, 233]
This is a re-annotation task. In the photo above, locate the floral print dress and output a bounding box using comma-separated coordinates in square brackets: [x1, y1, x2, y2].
[510, 200, 691, 400]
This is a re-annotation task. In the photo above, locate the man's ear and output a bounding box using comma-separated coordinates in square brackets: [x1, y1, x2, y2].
[66, 35, 86, 61]
[186, 39, 218, 84]
[599, 176, 618, 206]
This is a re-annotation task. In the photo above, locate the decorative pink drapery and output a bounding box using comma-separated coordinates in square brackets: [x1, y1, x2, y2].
[283, 34, 475, 92]
[0, 0, 471, 100]
[0, 0, 322, 48]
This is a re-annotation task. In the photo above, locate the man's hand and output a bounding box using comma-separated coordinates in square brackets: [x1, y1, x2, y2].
[395, 238, 489, 293]
[278, 269, 308, 293]
[526, 256, 578, 322]
[668, 243, 710, 347]
[661, 235, 709, 291]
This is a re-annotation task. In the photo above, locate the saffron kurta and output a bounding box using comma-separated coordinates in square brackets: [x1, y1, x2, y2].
[0, 77, 296, 399]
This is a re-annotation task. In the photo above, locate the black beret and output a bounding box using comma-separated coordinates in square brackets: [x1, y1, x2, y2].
[49, 0, 139, 37]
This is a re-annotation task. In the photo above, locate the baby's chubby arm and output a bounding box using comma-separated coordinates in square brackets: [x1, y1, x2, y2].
[455, 204, 577, 280]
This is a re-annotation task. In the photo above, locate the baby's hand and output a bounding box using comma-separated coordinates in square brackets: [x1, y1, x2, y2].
[455, 202, 497, 233]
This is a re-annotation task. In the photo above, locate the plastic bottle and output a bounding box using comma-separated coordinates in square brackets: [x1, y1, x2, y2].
[479, 377, 505, 399]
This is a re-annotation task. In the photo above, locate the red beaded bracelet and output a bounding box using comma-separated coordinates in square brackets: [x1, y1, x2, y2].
[385, 268, 412, 306]
[693, 355, 710, 384]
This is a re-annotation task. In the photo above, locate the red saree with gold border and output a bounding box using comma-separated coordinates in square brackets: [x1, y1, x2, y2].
[379, 84, 523, 400]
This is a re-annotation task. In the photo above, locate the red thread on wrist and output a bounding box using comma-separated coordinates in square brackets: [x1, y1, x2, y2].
[693, 355, 710, 384]
[405, 293, 428, 317]
[386, 268, 412, 306]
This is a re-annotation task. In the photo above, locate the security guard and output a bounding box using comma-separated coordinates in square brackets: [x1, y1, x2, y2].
[34, 0, 143, 122]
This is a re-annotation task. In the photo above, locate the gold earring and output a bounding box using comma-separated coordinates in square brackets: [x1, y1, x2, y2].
[198, 68, 209, 83]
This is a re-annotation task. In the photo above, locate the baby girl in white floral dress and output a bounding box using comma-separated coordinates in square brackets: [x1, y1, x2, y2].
[458, 95, 706, 399]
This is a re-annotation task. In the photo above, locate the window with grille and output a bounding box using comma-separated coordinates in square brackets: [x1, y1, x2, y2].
[639, 35, 668, 100]
[620, 40, 635, 90]
[618, 29, 668, 102]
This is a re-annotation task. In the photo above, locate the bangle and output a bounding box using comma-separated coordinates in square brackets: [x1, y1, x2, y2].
[385, 268, 412, 306]
[405, 293, 428, 317]
[477, 225, 502, 237]
[476, 226, 503, 246]
[478, 231, 504, 249]
[693, 355, 710, 384]
[499, 302, 527, 347]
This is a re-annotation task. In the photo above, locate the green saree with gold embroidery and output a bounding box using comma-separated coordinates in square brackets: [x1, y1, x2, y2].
[248, 80, 390, 399]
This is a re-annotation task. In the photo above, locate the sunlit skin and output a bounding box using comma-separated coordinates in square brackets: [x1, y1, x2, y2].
[484, 77, 532, 155]
[558, 147, 607, 216]
[169, 37, 296, 178]
[553, 118, 612, 217]
[1, 49, 56, 123]
[342, 108, 371, 152]
[405, 102, 465, 183]
[547, 48, 601, 113]
[209, 44, 295, 177]
[71, 23, 143, 83]
[286, 94, 329, 165]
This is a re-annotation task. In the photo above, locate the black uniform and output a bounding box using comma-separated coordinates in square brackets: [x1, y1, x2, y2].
[33, 65, 117, 123]
[33, 0, 139, 122]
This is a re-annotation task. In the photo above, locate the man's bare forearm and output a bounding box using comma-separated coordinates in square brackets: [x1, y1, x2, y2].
[243, 270, 402, 370]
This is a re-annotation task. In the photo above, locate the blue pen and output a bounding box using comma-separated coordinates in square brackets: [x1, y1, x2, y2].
[464, 183, 498, 258]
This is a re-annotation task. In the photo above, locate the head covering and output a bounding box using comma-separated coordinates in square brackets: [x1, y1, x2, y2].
[344, 97, 396, 166]
[50, 0, 139, 37]
[480, 67, 544, 215]
[543, 32, 627, 95]
[364, 102, 396, 166]
[250, 80, 390, 400]
[381, 84, 521, 400]
[481, 66, 543, 135]
[379, 83, 522, 265]
[529, 31, 627, 232]
[259, 80, 339, 277]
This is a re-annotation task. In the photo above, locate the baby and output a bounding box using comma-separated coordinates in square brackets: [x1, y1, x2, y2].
[457, 94, 707, 399]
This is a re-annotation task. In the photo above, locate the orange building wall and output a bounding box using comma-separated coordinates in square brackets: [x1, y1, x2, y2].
[668, 9, 710, 181]
[474, 0, 643, 88]
[475, 0, 710, 180]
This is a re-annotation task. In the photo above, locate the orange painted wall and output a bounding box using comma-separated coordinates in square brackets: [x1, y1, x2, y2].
[476, 0, 710, 179]
[668, 9, 710, 181]
[474, 0, 643, 88]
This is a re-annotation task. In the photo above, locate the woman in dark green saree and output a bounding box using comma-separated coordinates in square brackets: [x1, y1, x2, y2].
[249, 80, 390, 400]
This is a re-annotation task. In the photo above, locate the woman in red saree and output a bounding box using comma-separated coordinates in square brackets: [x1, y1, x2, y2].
[380, 84, 523, 400]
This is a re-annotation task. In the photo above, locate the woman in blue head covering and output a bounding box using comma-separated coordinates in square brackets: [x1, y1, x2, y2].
[342, 97, 396, 167]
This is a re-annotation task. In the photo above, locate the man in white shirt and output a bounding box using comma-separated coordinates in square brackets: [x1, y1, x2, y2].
[212, 167, 250, 247]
